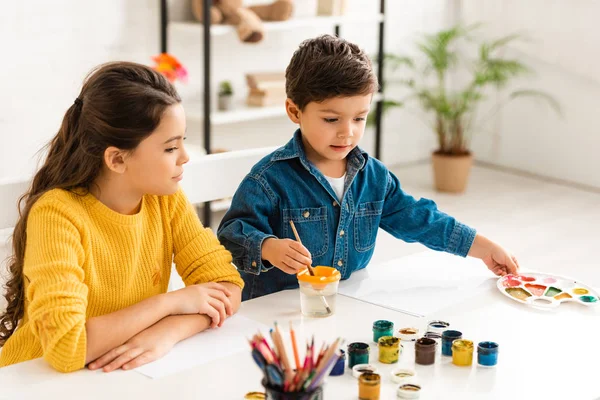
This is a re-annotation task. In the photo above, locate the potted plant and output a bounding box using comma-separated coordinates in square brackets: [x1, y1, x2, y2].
[378, 25, 560, 192]
[218, 80, 234, 111]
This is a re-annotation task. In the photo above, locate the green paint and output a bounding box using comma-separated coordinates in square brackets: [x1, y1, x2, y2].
[544, 286, 562, 297]
[580, 295, 598, 303]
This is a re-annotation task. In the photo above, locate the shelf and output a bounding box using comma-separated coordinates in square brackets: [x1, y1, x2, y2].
[184, 93, 383, 126]
[170, 14, 385, 37]
[185, 101, 287, 125]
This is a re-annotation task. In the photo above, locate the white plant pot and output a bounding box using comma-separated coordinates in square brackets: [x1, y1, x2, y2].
[218, 95, 233, 111]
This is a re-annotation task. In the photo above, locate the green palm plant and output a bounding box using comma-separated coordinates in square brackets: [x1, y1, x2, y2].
[375, 24, 560, 156]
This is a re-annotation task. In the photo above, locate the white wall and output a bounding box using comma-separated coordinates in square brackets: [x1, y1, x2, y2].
[461, 0, 600, 188]
[0, 0, 456, 184]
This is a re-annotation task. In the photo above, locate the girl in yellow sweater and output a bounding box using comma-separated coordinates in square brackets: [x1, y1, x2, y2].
[0, 62, 244, 373]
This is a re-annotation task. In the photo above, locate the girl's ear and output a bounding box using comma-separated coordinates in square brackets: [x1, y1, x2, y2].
[285, 98, 301, 124]
[103, 147, 127, 174]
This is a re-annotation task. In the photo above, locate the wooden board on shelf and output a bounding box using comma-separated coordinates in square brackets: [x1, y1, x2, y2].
[169, 14, 384, 37]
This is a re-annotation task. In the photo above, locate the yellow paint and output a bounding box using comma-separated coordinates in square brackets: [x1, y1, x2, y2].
[452, 340, 474, 366]
[573, 288, 589, 295]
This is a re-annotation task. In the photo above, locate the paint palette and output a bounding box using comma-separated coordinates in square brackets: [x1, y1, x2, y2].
[497, 273, 599, 309]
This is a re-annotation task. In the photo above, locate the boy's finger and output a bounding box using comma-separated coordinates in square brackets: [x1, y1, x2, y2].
[290, 241, 312, 258]
[288, 250, 312, 267]
[506, 255, 519, 275]
[280, 260, 299, 275]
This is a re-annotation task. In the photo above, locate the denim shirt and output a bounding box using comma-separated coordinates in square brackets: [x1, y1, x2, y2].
[217, 130, 476, 300]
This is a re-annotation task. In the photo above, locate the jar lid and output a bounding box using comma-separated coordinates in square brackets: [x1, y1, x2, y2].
[352, 363, 378, 378]
[397, 383, 422, 399]
[427, 320, 450, 334]
[390, 368, 417, 384]
[397, 327, 419, 341]
[297, 266, 341, 283]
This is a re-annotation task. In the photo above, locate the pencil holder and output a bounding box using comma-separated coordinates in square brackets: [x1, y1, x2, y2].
[262, 379, 324, 400]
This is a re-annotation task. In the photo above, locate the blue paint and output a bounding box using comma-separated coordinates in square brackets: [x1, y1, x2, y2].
[347, 342, 370, 369]
[441, 330, 462, 356]
[372, 320, 394, 343]
[329, 350, 346, 376]
[477, 341, 499, 366]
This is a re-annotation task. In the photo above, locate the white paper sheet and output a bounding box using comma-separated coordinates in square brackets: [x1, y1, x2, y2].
[134, 315, 268, 379]
[338, 251, 497, 317]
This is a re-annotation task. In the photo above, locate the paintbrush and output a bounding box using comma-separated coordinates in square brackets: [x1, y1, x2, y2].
[288, 220, 332, 314]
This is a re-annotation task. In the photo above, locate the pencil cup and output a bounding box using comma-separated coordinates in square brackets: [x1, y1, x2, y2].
[262, 379, 324, 400]
[297, 266, 341, 318]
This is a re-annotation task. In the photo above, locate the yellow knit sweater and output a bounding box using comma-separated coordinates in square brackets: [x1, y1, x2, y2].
[0, 187, 243, 372]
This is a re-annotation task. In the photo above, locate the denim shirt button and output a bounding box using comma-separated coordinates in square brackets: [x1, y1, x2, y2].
[337, 260, 343, 267]
[339, 230, 345, 236]
[333, 201, 338, 207]
[251, 261, 257, 267]
[303, 211, 310, 218]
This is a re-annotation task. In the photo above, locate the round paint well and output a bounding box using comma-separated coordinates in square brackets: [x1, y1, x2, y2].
[580, 295, 597, 303]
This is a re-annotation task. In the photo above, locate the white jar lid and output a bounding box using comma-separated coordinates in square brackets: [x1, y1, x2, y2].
[390, 368, 417, 384]
[352, 363, 378, 378]
[397, 327, 419, 341]
[397, 383, 422, 399]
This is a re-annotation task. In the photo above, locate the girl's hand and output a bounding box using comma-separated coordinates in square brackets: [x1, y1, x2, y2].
[88, 319, 177, 372]
[167, 282, 232, 328]
[262, 238, 312, 274]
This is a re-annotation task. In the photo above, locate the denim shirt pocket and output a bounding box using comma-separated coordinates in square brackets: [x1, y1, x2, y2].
[354, 200, 384, 252]
[283, 206, 329, 258]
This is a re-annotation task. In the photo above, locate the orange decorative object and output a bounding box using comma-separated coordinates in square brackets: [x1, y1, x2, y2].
[152, 53, 188, 83]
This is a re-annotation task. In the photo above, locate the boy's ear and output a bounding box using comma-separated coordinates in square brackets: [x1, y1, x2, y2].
[285, 98, 301, 124]
[103, 147, 127, 174]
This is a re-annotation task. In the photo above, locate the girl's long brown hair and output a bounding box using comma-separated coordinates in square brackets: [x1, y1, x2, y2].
[0, 62, 181, 346]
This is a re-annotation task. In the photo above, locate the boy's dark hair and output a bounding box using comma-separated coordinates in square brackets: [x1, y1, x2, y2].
[285, 34, 378, 110]
[0, 62, 180, 346]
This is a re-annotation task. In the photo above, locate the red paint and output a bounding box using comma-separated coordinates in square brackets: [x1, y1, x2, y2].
[502, 277, 522, 288]
[525, 284, 546, 296]
[519, 276, 536, 282]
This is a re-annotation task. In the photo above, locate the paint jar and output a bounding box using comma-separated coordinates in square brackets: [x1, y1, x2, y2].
[452, 339, 474, 366]
[372, 320, 394, 343]
[347, 342, 370, 369]
[378, 336, 400, 364]
[390, 368, 416, 385]
[397, 327, 418, 342]
[297, 266, 341, 318]
[414, 337, 437, 365]
[441, 330, 462, 357]
[358, 372, 381, 400]
[329, 349, 346, 376]
[262, 378, 324, 400]
[477, 341, 499, 367]
[396, 383, 421, 399]
[426, 320, 450, 334]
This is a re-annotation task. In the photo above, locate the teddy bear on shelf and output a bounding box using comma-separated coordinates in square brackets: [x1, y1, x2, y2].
[191, 0, 294, 43]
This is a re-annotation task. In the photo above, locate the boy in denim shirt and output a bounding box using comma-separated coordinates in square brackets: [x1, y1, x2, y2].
[218, 35, 519, 300]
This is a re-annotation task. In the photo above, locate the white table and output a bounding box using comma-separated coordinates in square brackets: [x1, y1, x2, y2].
[1, 260, 599, 400]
